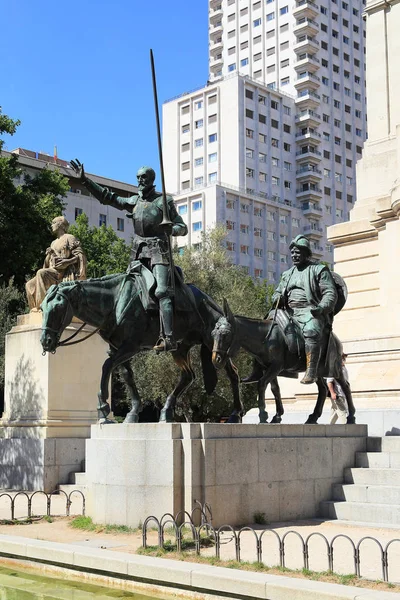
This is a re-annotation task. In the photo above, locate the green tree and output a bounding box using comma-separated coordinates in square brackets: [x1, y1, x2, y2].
[0, 107, 71, 407]
[0, 107, 69, 288]
[69, 213, 132, 277]
[126, 227, 275, 423]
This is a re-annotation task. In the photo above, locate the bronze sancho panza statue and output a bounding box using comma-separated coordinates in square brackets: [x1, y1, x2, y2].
[243, 234, 339, 385]
[70, 161, 187, 351]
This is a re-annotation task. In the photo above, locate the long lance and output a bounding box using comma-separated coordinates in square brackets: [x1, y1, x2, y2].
[150, 49, 175, 298]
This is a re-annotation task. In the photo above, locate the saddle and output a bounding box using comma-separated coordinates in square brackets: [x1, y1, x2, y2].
[268, 308, 342, 379]
[114, 261, 197, 325]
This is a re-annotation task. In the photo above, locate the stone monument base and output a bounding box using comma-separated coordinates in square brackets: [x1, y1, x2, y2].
[85, 423, 367, 527]
[0, 313, 108, 492]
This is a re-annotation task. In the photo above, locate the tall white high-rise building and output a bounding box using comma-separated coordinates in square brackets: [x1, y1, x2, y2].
[163, 0, 367, 281]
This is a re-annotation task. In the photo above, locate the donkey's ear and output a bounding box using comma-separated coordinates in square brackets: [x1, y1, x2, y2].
[223, 298, 234, 322]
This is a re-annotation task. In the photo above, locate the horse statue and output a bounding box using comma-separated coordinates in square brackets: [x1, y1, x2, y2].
[210, 299, 355, 425]
[40, 270, 244, 423]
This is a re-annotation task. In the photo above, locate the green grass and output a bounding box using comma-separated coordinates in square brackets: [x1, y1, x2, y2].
[136, 548, 400, 592]
[69, 516, 139, 534]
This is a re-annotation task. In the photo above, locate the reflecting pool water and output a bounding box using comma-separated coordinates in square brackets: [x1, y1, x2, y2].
[0, 565, 172, 599]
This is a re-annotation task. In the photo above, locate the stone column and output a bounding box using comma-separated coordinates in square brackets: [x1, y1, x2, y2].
[0, 313, 108, 491]
[327, 0, 400, 424]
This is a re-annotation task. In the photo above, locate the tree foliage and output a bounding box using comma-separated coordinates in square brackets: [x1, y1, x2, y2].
[0, 107, 69, 288]
[124, 227, 275, 423]
[68, 213, 132, 277]
[0, 107, 70, 406]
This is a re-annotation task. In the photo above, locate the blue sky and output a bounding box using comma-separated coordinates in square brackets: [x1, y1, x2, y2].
[1, 0, 208, 184]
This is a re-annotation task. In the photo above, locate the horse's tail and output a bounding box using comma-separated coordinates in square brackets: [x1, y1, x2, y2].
[200, 344, 218, 395]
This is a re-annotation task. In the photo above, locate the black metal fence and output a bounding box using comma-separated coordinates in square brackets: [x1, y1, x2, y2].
[142, 504, 400, 584]
[0, 490, 86, 521]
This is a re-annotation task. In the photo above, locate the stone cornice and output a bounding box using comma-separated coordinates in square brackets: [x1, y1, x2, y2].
[365, 0, 400, 16]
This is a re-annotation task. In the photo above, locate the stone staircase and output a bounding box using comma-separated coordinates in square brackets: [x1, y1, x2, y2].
[58, 460, 87, 496]
[321, 436, 400, 526]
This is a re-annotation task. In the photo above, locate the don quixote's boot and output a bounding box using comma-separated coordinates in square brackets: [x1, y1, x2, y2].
[300, 342, 320, 384]
[153, 297, 177, 352]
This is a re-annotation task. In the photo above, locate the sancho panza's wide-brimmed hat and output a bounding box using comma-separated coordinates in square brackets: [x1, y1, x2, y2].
[289, 234, 312, 257]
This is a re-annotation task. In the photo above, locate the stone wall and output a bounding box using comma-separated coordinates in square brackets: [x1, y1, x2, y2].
[85, 423, 367, 527]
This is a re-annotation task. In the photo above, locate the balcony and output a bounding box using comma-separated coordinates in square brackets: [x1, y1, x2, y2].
[293, 36, 319, 55]
[296, 146, 322, 163]
[210, 53, 223, 69]
[296, 186, 323, 202]
[294, 73, 320, 93]
[312, 244, 324, 256]
[295, 128, 322, 144]
[303, 224, 324, 238]
[302, 202, 323, 218]
[293, 18, 319, 37]
[210, 38, 223, 54]
[293, 0, 319, 19]
[295, 109, 321, 127]
[209, 7, 223, 22]
[294, 54, 320, 73]
[296, 165, 322, 182]
[295, 89, 320, 109]
[209, 22, 223, 38]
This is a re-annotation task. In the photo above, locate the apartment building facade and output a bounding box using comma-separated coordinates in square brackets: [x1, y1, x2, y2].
[5, 148, 136, 244]
[162, 0, 367, 281]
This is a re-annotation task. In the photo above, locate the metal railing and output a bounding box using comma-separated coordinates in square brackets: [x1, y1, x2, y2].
[142, 505, 400, 584]
[0, 490, 85, 521]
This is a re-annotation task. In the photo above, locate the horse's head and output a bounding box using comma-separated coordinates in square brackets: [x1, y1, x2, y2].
[40, 284, 74, 353]
[211, 299, 235, 369]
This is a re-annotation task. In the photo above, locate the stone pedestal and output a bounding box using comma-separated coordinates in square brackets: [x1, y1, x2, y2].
[325, 0, 400, 422]
[84, 423, 367, 528]
[0, 313, 108, 491]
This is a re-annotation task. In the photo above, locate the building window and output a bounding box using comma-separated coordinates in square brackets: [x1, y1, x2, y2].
[226, 241, 236, 252]
[254, 207, 263, 217]
[209, 133, 218, 143]
[192, 221, 202, 232]
[182, 124, 190, 134]
[178, 205, 188, 215]
[226, 220, 235, 230]
[259, 133, 267, 143]
[195, 138, 203, 147]
[246, 128, 254, 139]
[254, 248, 263, 257]
[254, 18, 262, 26]
[99, 214, 107, 227]
[209, 172, 217, 183]
[240, 224, 249, 234]
[117, 217, 124, 232]
[241, 58, 249, 67]
[182, 161, 190, 171]
[195, 119, 203, 129]
[74, 207, 83, 219]
[195, 176, 203, 186]
[192, 200, 202, 211]
[259, 152, 267, 163]
[240, 245, 249, 254]
[195, 157, 203, 167]
[194, 100, 203, 110]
